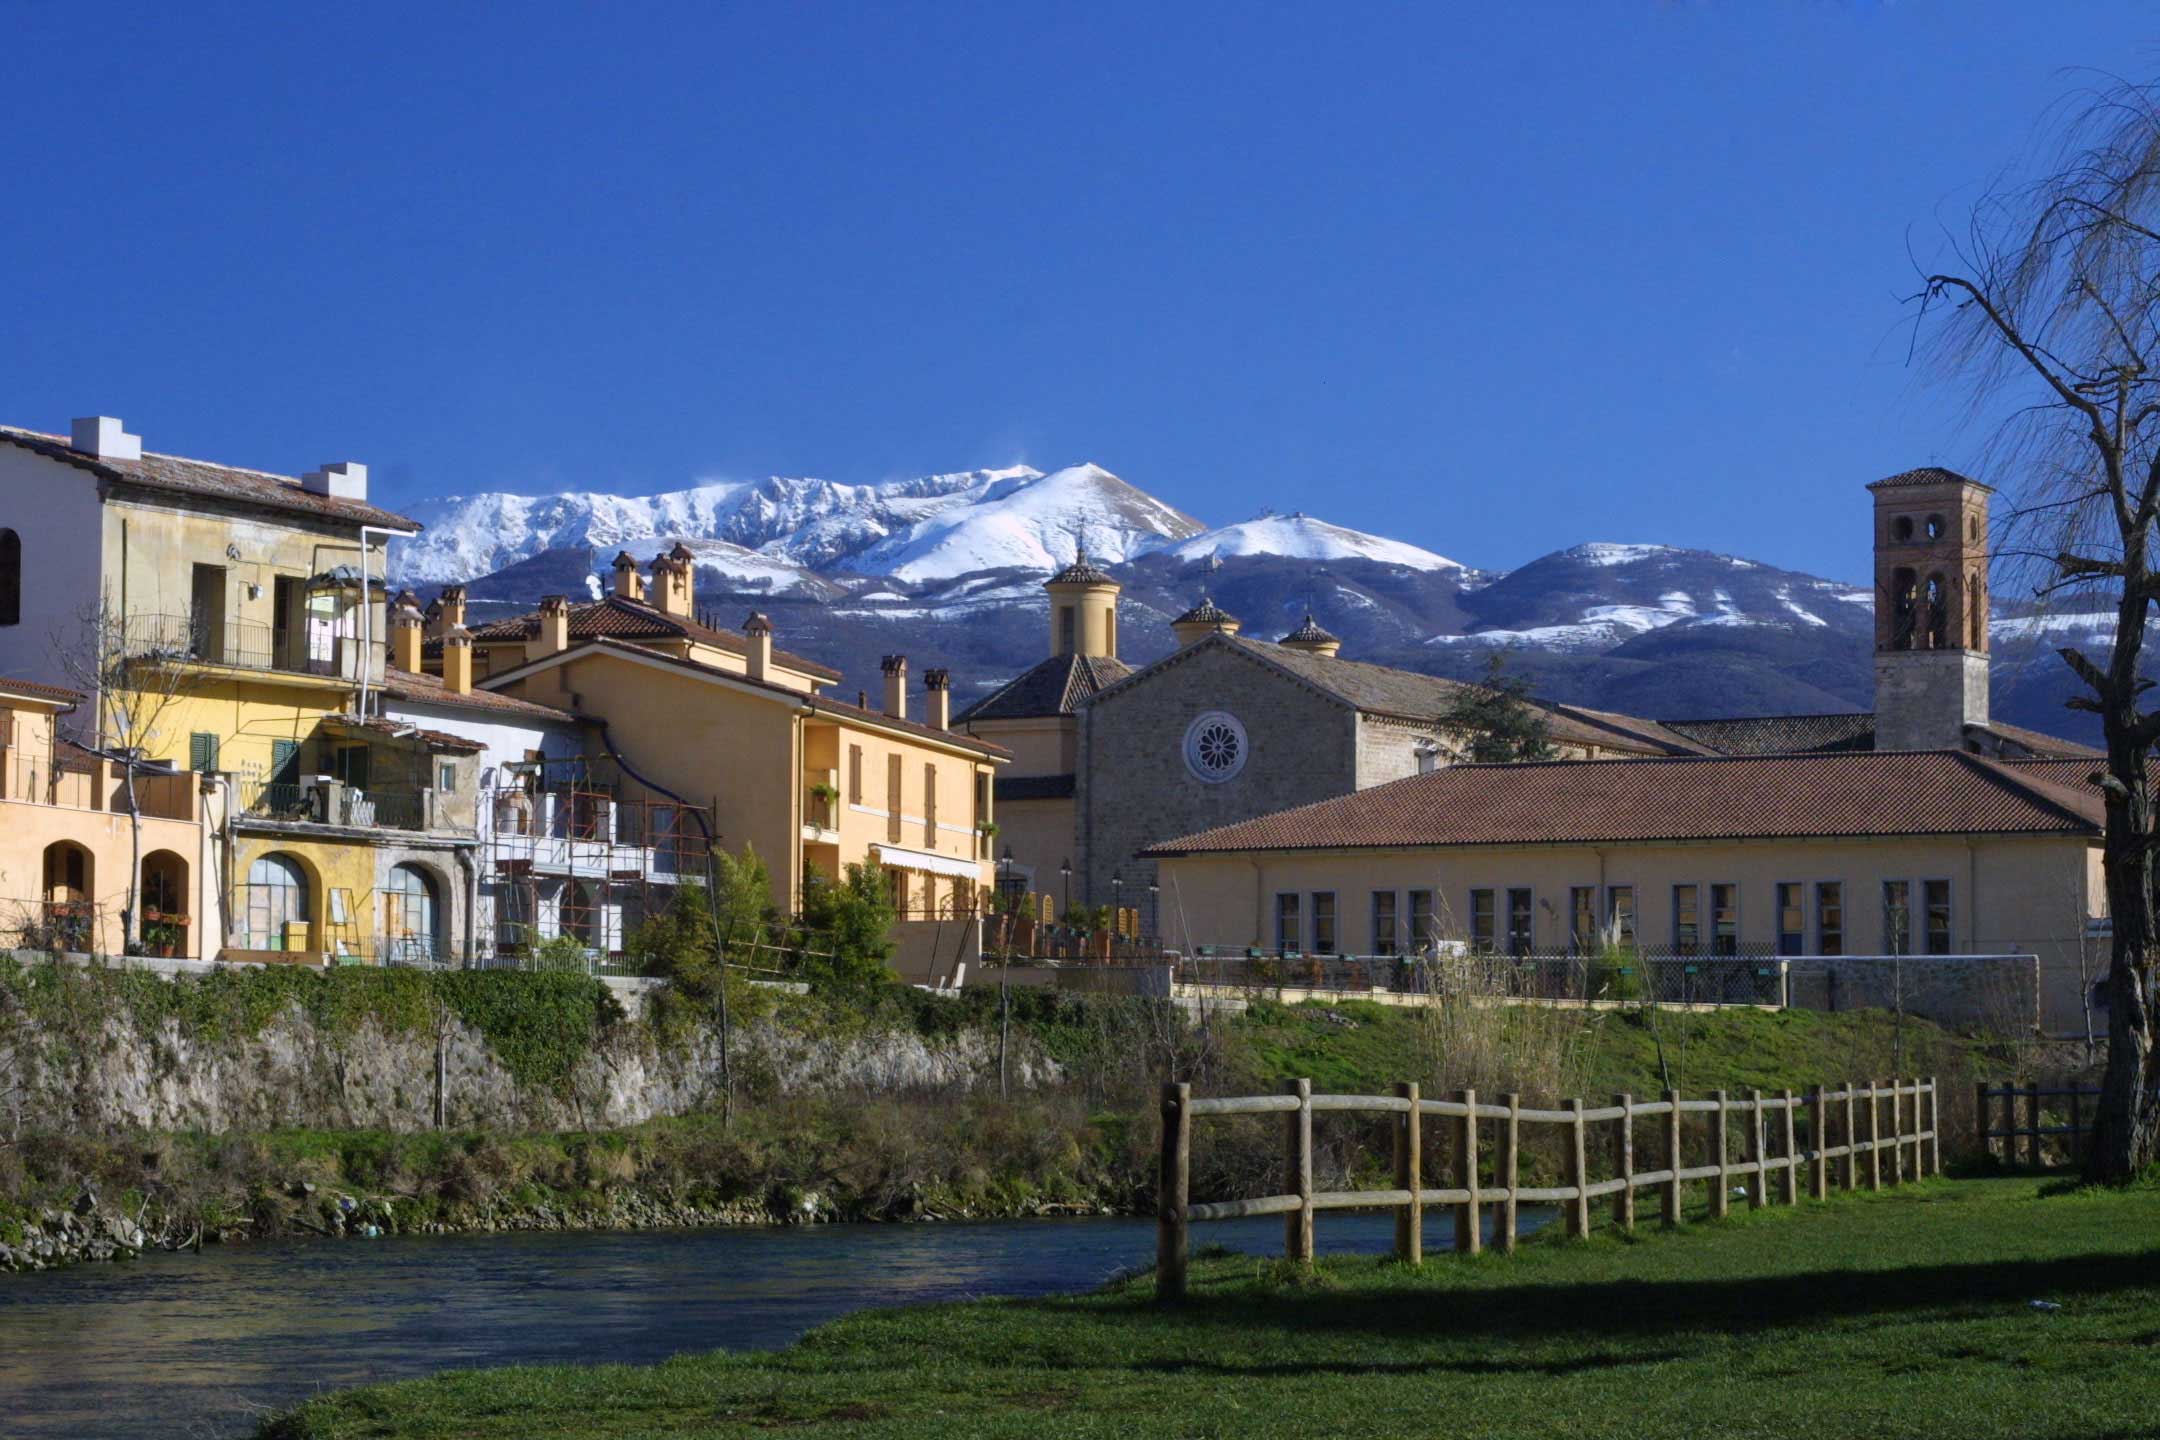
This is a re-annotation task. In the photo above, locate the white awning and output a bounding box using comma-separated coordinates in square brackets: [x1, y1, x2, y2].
[870, 843, 981, 880]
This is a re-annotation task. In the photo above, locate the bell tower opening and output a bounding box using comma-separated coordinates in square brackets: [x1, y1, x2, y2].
[1869, 467, 1992, 750]
[1042, 551, 1122, 661]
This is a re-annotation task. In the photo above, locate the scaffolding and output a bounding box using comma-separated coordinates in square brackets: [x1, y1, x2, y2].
[477, 755, 713, 973]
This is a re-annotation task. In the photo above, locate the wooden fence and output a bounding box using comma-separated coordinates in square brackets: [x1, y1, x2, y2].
[1155, 1076, 1940, 1300]
[1977, 1082, 2100, 1169]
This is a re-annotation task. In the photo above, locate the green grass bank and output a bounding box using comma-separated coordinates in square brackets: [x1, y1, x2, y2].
[260, 1174, 2160, 1439]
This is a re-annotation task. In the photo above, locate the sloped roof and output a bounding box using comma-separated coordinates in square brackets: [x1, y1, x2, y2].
[1870, 466, 1990, 493]
[463, 595, 842, 681]
[1968, 720, 2103, 760]
[1047, 556, 1118, 586]
[1145, 749, 2104, 857]
[1172, 597, 1237, 627]
[379, 667, 580, 723]
[1280, 614, 1339, 645]
[0, 426, 420, 532]
[1661, 712, 1878, 756]
[955, 652, 1135, 723]
[0, 676, 86, 706]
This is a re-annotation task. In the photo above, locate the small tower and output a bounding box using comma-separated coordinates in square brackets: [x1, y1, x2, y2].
[1278, 613, 1341, 659]
[1171, 595, 1241, 650]
[1044, 550, 1120, 659]
[611, 550, 646, 602]
[1869, 466, 1991, 750]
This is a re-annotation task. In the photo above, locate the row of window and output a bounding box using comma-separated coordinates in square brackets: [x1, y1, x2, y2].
[1270, 880, 1957, 957]
[843, 743, 989, 848]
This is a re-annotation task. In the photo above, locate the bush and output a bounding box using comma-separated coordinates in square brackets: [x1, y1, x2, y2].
[796, 862, 897, 994]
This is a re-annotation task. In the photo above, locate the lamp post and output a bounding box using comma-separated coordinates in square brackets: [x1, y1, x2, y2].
[996, 845, 1014, 1098]
[1060, 857, 1072, 919]
[1148, 880, 1161, 944]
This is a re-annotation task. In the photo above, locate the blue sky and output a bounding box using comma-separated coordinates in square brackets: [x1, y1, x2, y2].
[4, 2, 2154, 582]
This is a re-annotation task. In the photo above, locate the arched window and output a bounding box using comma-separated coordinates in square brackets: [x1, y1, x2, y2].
[0, 529, 19, 627]
[40, 840, 93, 951]
[1969, 570, 1986, 649]
[1924, 574, 1949, 650]
[1889, 567, 1918, 650]
[562, 879, 598, 946]
[244, 853, 310, 951]
[383, 863, 441, 966]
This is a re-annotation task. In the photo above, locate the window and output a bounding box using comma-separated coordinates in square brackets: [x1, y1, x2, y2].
[1776, 883, 1804, 956]
[1311, 892, 1337, 955]
[1106, 608, 1116, 658]
[1925, 573, 1949, 649]
[189, 562, 227, 661]
[848, 745, 863, 804]
[189, 731, 221, 774]
[923, 763, 937, 845]
[1275, 893, 1301, 954]
[1506, 888, 1533, 957]
[973, 772, 988, 828]
[1408, 890, 1435, 951]
[1710, 884, 1738, 956]
[1883, 880, 1912, 956]
[1371, 890, 1398, 956]
[1058, 606, 1076, 655]
[1415, 743, 1441, 776]
[334, 745, 370, 790]
[1468, 889, 1496, 952]
[1606, 886, 1636, 945]
[384, 864, 441, 965]
[271, 738, 301, 788]
[1570, 886, 1597, 954]
[1924, 879, 1952, 955]
[886, 754, 903, 844]
[0, 528, 18, 627]
[1816, 882, 1844, 957]
[1672, 884, 1700, 956]
[244, 853, 309, 951]
[437, 762, 457, 792]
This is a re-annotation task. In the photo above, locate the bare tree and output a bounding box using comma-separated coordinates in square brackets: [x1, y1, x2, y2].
[1912, 75, 2160, 1177]
[51, 599, 202, 954]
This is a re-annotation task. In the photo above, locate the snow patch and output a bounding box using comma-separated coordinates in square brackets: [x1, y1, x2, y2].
[1161, 513, 1461, 571]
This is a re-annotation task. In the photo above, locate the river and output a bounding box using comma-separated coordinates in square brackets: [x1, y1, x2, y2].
[0, 1208, 1548, 1439]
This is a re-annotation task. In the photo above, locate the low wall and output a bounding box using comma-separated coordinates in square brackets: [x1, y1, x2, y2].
[890, 917, 981, 988]
[1784, 955, 2041, 1035]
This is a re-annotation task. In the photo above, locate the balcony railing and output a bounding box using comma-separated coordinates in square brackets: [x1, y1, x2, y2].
[242, 779, 441, 833]
[124, 612, 385, 682]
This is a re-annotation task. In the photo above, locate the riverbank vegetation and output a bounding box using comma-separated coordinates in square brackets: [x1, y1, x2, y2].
[260, 1174, 2160, 1438]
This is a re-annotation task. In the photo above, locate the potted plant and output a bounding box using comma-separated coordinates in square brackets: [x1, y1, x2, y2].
[141, 913, 186, 959]
[807, 780, 839, 827]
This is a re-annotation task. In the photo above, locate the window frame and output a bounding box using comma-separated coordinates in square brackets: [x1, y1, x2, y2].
[1407, 889, 1435, 952]
[1569, 885, 1598, 955]
[1371, 889, 1399, 957]
[1275, 892, 1302, 955]
[1815, 880, 1845, 958]
[1672, 882, 1700, 957]
[1468, 887, 1496, 953]
[1606, 885, 1636, 946]
[1505, 887, 1534, 957]
[1882, 879, 1913, 957]
[1923, 878, 1953, 955]
[1709, 882, 1739, 957]
[1310, 891, 1337, 956]
[1775, 881, 1804, 956]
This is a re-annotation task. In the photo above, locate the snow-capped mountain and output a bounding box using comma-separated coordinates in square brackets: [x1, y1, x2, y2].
[1161, 513, 1463, 572]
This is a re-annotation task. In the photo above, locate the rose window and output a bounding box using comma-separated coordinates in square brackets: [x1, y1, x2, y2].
[1183, 711, 1248, 784]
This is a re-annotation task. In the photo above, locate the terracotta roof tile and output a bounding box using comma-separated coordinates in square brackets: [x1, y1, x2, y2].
[1659, 712, 1877, 756]
[466, 595, 842, 681]
[0, 676, 87, 705]
[1144, 750, 2102, 857]
[1869, 465, 1990, 492]
[379, 668, 580, 723]
[0, 427, 421, 532]
[955, 653, 1135, 723]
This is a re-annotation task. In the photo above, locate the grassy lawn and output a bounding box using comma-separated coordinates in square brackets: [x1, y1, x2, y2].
[261, 1175, 2160, 1439]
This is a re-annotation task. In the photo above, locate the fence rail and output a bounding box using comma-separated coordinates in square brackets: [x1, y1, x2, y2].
[1155, 1075, 1941, 1300]
[1977, 1082, 2100, 1169]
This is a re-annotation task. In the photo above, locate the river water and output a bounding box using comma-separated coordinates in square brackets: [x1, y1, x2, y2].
[0, 1209, 1546, 1439]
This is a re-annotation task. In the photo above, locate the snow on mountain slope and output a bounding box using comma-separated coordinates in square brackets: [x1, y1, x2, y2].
[842, 463, 1204, 583]
[1160, 513, 1462, 571]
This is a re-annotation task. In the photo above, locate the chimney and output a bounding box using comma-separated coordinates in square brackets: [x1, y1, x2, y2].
[743, 611, 773, 681]
[389, 590, 425, 673]
[612, 551, 646, 602]
[923, 667, 951, 730]
[442, 626, 474, 694]
[70, 415, 142, 461]
[881, 654, 909, 720]
[301, 461, 369, 501]
[435, 585, 467, 636]
[538, 594, 571, 654]
[653, 543, 696, 619]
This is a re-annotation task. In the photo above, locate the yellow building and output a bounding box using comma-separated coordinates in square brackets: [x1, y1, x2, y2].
[0, 416, 477, 964]
[464, 556, 1008, 918]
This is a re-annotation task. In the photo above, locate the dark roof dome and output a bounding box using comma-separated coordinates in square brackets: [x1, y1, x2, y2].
[1046, 551, 1117, 587]
[1174, 595, 1236, 626]
[1281, 613, 1338, 645]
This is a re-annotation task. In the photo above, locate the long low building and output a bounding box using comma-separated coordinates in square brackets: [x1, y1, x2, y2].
[1143, 748, 2105, 1032]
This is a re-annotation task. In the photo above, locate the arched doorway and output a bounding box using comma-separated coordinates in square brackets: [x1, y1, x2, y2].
[141, 850, 190, 957]
[383, 863, 442, 966]
[41, 841, 93, 951]
[561, 879, 598, 948]
[244, 853, 311, 952]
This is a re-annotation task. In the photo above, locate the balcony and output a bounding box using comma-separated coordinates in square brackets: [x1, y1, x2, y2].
[125, 612, 384, 685]
[242, 778, 447, 834]
[489, 789, 705, 881]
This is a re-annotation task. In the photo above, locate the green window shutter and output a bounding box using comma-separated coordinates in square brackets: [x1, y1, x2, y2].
[270, 739, 300, 785]
[189, 732, 220, 773]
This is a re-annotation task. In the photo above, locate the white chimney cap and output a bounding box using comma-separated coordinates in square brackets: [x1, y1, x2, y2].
[301, 461, 368, 501]
[70, 416, 142, 461]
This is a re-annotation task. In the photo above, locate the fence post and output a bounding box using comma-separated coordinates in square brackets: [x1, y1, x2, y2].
[1974, 1081, 1990, 1165]
[1457, 1088, 1481, 1255]
[1808, 1085, 1828, 1200]
[2024, 1082, 2042, 1170]
[1565, 1097, 1590, 1238]
[1614, 1093, 1636, 1233]
[1285, 1078, 1313, 1265]
[1890, 1079, 1907, 1185]
[1394, 1081, 1421, 1267]
[1500, 1092, 1520, 1255]
[1929, 1076, 1942, 1177]
[1157, 1082, 1190, 1302]
[1842, 1081, 1858, 1191]
[1661, 1089, 1683, 1227]
[1865, 1080, 1883, 1190]
[1709, 1090, 1729, 1220]
[1745, 1088, 1765, 1210]
[1779, 1088, 1798, 1205]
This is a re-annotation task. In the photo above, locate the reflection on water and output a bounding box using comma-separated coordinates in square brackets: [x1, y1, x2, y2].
[0, 1207, 1550, 1439]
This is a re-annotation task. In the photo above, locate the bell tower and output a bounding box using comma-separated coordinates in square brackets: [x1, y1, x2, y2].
[1869, 467, 1991, 751]
[1043, 551, 1121, 660]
